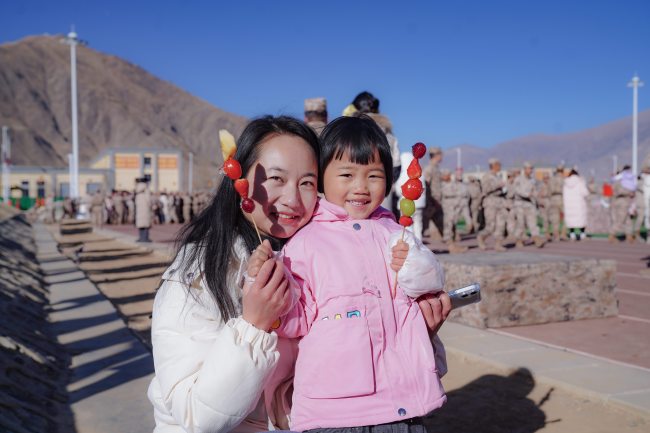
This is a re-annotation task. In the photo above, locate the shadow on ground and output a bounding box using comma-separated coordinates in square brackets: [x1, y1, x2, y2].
[426, 368, 559, 433]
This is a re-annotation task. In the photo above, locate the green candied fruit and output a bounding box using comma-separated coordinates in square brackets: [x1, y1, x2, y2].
[399, 198, 415, 216]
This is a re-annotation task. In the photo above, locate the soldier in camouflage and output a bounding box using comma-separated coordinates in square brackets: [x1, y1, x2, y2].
[457, 176, 472, 239]
[477, 158, 507, 252]
[505, 169, 519, 241]
[441, 169, 468, 253]
[537, 173, 551, 240]
[467, 176, 482, 233]
[512, 162, 545, 248]
[548, 165, 567, 241]
[423, 146, 444, 240]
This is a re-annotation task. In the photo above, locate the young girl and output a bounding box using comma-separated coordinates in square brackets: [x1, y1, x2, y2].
[248, 115, 447, 432]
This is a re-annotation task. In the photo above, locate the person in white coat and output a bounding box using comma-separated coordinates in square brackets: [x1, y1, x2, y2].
[148, 117, 322, 433]
[563, 169, 590, 240]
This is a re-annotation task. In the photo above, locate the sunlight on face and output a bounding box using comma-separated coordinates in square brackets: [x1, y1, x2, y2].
[243, 134, 318, 238]
[322, 149, 386, 220]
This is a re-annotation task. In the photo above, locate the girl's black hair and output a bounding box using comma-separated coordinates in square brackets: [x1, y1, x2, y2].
[352, 91, 380, 114]
[319, 115, 393, 196]
[174, 115, 320, 321]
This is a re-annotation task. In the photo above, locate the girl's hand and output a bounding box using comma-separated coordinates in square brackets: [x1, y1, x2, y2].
[247, 239, 273, 278]
[242, 258, 291, 331]
[390, 240, 409, 272]
[416, 291, 452, 336]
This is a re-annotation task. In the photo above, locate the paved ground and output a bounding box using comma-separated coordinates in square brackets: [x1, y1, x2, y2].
[61, 222, 650, 430]
[108, 223, 650, 370]
[36, 223, 154, 433]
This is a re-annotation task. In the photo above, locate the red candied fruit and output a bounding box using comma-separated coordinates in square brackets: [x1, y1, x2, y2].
[241, 198, 255, 213]
[412, 142, 426, 159]
[399, 216, 413, 227]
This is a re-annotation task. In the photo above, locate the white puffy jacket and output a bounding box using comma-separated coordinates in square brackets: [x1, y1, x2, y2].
[147, 240, 296, 433]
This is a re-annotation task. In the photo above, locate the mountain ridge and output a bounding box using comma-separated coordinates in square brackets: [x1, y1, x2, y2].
[0, 35, 248, 187]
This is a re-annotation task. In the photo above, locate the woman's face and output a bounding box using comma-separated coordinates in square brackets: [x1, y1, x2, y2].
[243, 133, 318, 238]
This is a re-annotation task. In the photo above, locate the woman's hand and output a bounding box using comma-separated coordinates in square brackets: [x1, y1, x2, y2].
[390, 240, 409, 272]
[242, 257, 291, 331]
[247, 239, 273, 278]
[416, 291, 452, 336]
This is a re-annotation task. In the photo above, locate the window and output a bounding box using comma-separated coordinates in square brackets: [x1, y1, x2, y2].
[59, 183, 70, 198]
[86, 183, 102, 195]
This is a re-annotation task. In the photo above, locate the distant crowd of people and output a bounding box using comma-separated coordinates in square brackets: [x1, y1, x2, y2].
[307, 92, 650, 253]
[45, 187, 211, 229]
[412, 154, 650, 252]
[84, 188, 211, 228]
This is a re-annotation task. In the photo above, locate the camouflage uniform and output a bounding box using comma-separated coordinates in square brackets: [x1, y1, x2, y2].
[467, 179, 482, 233]
[478, 171, 507, 250]
[90, 191, 105, 228]
[423, 158, 444, 238]
[537, 179, 551, 238]
[504, 179, 517, 239]
[442, 181, 462, 243]
[548, 172, 566, 240]
[513, 172, 544, 247]
[457, 180, 472, 237]
[441, 175, 467, 253]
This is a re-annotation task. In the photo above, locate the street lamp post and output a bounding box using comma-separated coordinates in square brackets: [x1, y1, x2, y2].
[628, 74, 644, 175]
[62, 29, 84, 199]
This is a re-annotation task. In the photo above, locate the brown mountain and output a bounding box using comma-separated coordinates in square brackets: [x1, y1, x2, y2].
[0, 35, 248, 187]
[440, 109, 650, 181]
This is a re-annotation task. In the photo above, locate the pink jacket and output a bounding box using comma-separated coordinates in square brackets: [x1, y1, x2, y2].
[278, 199, 447, 431]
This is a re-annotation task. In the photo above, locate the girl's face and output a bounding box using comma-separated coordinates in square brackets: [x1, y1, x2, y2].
[322, 148, 386, 220]
[244, 133, 318, 238]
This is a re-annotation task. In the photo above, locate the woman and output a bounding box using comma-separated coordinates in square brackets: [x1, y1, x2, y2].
[148, 115, 451, 433]
[563, 168, 590, 240]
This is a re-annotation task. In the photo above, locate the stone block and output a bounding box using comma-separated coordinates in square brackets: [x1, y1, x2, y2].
[438, 252, 618, 328]
[586, 195, 611, 234]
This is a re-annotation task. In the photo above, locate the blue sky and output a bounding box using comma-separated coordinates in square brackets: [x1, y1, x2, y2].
[3, 0, 649, 152]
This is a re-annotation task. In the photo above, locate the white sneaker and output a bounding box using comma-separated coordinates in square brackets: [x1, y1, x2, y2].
[579, 232, 587, 240]
[569, 232, 576, 241]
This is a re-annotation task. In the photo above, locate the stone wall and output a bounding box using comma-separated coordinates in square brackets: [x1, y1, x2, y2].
[0, 205, 74, 433]
[439, 251, 618, 328]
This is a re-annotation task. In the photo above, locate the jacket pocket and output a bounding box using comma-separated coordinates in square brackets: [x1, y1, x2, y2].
[295, 305, 374, 399]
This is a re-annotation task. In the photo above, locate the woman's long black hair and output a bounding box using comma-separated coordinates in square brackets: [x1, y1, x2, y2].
[174, 115, 320, 321]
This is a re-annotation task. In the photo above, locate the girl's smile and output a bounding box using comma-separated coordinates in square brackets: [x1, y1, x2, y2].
[322, 149, 386, 220]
